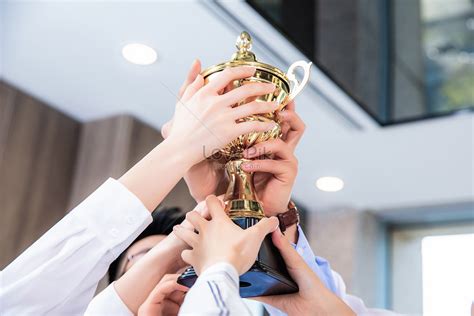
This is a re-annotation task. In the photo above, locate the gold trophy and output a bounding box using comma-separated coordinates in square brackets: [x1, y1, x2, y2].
[178, 31, 312, 297]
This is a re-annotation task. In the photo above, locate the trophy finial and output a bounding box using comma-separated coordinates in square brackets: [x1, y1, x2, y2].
[232, 31, 256, 61]
[236, 31, 252, 52]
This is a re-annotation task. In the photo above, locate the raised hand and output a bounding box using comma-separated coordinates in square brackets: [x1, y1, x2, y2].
[173, 195, 279, 275]
[162, 60, 226, 202]
[137, 274, 189, 316]
[253, 229, 355, 316]
[242, 101, 304, 216]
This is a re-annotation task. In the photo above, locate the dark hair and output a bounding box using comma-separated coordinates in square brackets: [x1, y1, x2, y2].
[108, 206, 186, 282]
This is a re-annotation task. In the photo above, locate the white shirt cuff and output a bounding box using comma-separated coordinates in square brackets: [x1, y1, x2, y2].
[198, 262, 240, 288]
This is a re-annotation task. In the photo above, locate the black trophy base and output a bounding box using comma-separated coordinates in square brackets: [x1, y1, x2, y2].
[177, 217, 298, 297]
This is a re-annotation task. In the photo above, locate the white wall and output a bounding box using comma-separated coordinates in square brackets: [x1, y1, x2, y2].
[295, 114, 474, 212]
[0, 1, 4, 78]
[1, 0, 472, 214]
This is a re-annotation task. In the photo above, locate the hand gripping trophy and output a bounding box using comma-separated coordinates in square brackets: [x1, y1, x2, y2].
[178, 31, 312, 297]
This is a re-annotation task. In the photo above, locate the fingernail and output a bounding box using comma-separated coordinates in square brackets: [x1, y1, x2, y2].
[173, 225, 180, 230]
[242, 162, 252, 170]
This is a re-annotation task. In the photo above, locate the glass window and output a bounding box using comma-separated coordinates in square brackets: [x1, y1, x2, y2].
[246, 0, 474, 125]
[422, 234, 474, 316]
[390, 224, 474, 314]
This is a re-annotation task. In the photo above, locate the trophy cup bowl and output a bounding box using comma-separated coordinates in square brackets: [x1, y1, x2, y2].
[178, 31, 312, 297]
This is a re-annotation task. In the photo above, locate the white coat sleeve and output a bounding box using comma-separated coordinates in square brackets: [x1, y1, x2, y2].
[84, 282, 133, 316]
[0, 178, 152, 316]
[179, 262, 252, 316]
[332, 271, 405, 316]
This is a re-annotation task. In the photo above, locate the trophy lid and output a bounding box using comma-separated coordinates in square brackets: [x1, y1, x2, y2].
[201, 31, 290, 89]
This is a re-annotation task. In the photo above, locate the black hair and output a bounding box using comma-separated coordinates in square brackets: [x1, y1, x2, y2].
[108, 206, 186, 282]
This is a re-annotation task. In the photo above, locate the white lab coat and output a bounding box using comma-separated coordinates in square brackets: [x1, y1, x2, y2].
[0, 178, 400, 316]
[0, 178, 152, 315]
[177, 262, 402, 316]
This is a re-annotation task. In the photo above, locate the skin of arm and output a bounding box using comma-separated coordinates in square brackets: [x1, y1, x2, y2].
[162, 91, 305, 243]
[113, 232, 188, 313]
[114, 63, 279, 313]
[174, 195, 279, 276]
[162, 64, 304, 244]
[119, 64, 278, 212]
[137, 274, 188, 316]
[254, 229, 356, 316]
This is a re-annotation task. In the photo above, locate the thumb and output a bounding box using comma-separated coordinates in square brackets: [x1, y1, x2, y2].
[271, 228, 304, 270]
[161, 120, 173, 139]
[248, 217, 279, 242]
[271, 229, 320, 291]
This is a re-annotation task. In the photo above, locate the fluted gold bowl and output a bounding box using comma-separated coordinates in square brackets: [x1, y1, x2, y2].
[202, 31, 312, 218]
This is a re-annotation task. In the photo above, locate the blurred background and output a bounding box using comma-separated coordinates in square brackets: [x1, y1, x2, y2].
[0, 0, 472, 315]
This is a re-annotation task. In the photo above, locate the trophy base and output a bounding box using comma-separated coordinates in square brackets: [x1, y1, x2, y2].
[177, 217, 298, 297]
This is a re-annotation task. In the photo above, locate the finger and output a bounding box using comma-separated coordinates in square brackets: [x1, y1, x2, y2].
[205, 66, 256, 92]
[173, 225, 199, 248]
[219, 82, 276, 106]
[241, 159, 296, 181]
[235, 121, 278, 138]
[285, 100, 296, 111]
[161, 120, 173, 139]
[278, 109, 305, 150]
[271, 228, 307, 271]
[231, 101, 278, 120]
[148, 279, 188, 304]
[193, 200, 211, 220]
[167, 290, 187, 305]
[181, 74, 205, 102]
[206, 195, 227, 220]
[162, 300, 181, 316]
[271, 228, 327, 292]
[248, 217, 279, 242]
[243, 138, 293, 160]
[280, 121, 291, 139]
[185, 211, 207, 232]
[178, 59, 201, 98]
[181, 249, 194, 265]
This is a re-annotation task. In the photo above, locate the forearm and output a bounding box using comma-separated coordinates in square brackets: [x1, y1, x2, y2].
[0, 179, 151, 315]
[114, 233, 187, 313]
[119, 136, 194, 211]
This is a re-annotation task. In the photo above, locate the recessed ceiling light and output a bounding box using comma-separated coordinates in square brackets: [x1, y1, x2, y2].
[122, 43, 157, 65]
[316, 176, 344, 192]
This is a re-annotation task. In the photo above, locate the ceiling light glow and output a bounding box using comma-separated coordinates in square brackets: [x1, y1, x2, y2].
[316, 176, 344, 192]
[122, 43, 157, 65]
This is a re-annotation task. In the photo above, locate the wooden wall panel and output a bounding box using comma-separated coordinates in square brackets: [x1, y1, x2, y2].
[0, 80, 195, 273]
[0, 81, 80, 268]
[68, 115, 195, 212]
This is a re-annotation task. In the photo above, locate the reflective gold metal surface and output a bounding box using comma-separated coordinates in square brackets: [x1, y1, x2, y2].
[202, 31, 312, 219]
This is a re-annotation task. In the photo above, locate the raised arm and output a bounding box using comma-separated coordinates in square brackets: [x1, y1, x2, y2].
[174, 195, 279, 315]
[0, 64, 277, 316]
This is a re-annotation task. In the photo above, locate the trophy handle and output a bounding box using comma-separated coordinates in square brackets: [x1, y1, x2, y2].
[286, 61, 312, 103]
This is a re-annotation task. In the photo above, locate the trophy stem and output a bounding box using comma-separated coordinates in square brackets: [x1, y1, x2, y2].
[224, 158, 264, 219]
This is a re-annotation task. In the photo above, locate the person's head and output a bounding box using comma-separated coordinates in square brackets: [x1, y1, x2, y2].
[108, 207, 186, 283]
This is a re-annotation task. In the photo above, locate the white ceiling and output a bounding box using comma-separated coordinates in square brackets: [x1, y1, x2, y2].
[1, 0, 473, 214]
